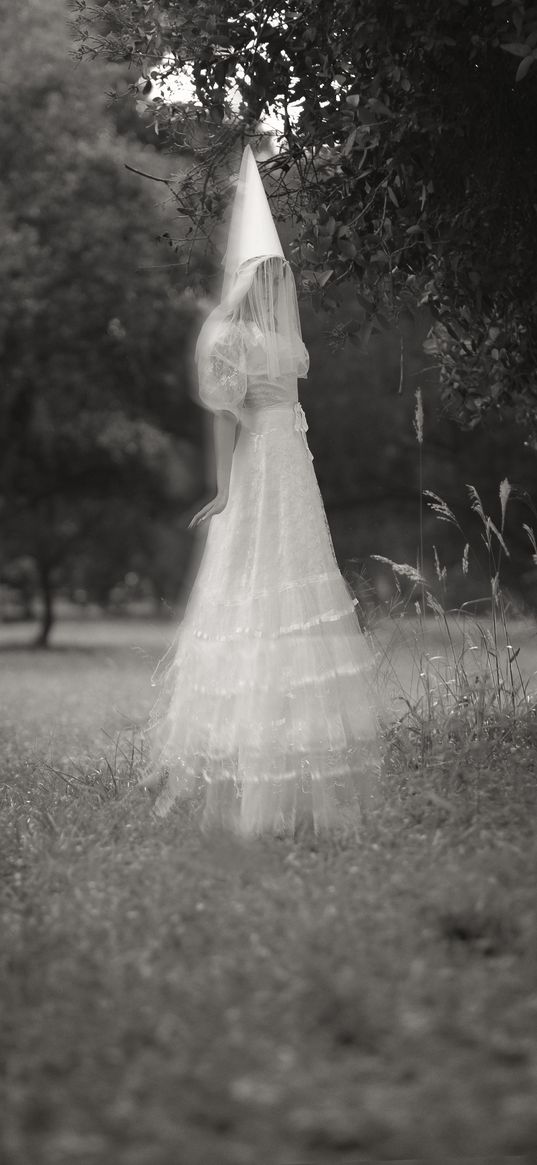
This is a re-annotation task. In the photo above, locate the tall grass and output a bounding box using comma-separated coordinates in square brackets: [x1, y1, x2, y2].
[363, 389, 537, 784]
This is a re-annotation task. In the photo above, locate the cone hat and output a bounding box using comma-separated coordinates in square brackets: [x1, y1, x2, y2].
[222, 145, 284, 295]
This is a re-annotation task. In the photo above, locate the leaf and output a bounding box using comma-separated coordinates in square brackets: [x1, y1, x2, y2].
[500, 42, 531, 58]
[387, 185, 399, 208]
[342, 128, 357, 156]
[316, 269, 333, 288]
[516, 55, 536, 82]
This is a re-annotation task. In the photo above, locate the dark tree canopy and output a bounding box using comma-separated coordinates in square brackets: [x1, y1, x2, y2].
[74, 0, 537, 441]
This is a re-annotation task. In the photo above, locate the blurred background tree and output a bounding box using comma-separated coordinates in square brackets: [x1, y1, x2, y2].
[0, 0, 204, 644]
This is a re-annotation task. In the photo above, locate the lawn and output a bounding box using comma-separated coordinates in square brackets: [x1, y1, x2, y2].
[2, 616, 537, 1164]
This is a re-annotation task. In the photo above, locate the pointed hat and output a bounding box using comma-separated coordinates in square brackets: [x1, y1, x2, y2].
[222, 145, 284, 294]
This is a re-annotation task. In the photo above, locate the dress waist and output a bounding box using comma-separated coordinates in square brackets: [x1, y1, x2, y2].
[239, 402, 314, 461]
[241, 401, 296, 424]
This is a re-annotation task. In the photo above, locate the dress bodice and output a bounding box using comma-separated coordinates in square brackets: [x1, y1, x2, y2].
[242, 374, 298, 412]
[196, 316, 308, 422]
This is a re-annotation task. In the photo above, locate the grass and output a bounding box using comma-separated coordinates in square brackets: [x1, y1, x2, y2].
[2, 617, 537, 1163]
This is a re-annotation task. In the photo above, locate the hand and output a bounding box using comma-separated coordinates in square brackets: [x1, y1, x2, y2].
[187, 491, 229, 530]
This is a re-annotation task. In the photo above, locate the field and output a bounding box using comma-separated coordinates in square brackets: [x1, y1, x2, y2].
[2, 616, 537, 1164]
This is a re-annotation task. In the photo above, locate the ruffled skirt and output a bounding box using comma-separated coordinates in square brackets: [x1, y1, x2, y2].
[141, 402, 381, 839]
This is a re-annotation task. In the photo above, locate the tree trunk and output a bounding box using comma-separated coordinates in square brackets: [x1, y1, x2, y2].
[34, 560, 54, 648]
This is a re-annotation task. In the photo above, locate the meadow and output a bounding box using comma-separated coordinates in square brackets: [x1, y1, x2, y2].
[2, 614, 537, 1164]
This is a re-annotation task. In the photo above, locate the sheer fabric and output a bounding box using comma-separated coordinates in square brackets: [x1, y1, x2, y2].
[195, 256, 309, 420]
[195, 318, 248, 421]
[142, 374, 381, 840]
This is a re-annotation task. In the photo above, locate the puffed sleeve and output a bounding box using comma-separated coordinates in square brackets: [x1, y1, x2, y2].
[195, 316, 247, 421]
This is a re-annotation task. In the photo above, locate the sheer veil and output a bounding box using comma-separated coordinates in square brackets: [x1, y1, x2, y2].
[195, 146, 309, 393]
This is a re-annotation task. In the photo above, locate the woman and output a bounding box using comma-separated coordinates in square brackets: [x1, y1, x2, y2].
[141, 145, 381, 839]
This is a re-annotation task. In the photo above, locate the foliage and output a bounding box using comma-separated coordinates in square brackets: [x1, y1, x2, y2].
[295, 303, 537, 616]
[0, 0, 201, 642]
[74, 0, 537, 439]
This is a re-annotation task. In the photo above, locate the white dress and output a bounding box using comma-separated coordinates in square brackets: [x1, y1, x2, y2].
[143, 325, 381, 839]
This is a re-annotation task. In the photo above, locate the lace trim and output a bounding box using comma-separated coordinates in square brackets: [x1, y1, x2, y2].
[191, 602, 357, 640]
[148, 748, 380, 787]
[189, 660, 371, 696]
[200, 762, 380, 785]
[195, 570, 348, 607]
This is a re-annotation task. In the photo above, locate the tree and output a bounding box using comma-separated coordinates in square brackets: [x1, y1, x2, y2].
[74, 0, 537, 441]
[0, 0, 202, 645]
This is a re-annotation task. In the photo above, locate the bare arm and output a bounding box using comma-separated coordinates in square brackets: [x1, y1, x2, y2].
[214, 410, 238, 497]
[188, 410, 238, 530]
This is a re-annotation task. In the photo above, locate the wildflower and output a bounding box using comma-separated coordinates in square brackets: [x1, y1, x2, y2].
[433, 546, 447, 585]
[413, 388, 424, 445]
[466, 484, 486, 522]
[424, 490, 461, 529]
[499, 478, 511, 532]
[371, 555, 427, 585]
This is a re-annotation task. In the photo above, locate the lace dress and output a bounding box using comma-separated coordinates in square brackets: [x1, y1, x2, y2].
[143, 324, 381, 839]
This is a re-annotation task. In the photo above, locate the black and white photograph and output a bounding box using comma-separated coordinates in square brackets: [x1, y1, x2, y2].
[2, 1, 537, 1162]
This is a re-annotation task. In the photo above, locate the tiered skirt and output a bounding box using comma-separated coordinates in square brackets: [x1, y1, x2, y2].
[141, 402, 381, 839]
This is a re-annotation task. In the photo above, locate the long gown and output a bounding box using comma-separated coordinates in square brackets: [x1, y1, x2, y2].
[142, 338, 381, 839]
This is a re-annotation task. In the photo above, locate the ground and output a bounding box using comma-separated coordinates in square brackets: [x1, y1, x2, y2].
[1, 618, 537, 1164]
